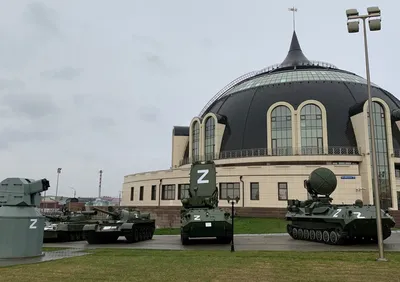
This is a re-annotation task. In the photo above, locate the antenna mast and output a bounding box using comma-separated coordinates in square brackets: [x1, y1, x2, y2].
[98, 169, 103, 198]
[288, 6, 298, 31]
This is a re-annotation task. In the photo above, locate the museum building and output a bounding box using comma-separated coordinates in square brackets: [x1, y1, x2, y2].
[121, 31, 400, 213]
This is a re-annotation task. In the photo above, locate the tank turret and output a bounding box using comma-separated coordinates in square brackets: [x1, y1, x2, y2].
[82, 206, 155, 244]
[91, 206, 150, 221]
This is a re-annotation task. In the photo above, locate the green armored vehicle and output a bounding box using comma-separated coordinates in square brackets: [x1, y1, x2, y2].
[180, 160, 233, 245]
[43, 207, 98, 242]
[286, 167, 396, 245]
[82, 206, 155, 244]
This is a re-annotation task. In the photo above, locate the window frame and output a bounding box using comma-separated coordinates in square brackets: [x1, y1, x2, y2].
[278, 182, 288, 201]
[250, 182, 260, 200]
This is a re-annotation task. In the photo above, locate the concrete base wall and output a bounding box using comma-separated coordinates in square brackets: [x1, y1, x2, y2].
[90, 206, 400, 229]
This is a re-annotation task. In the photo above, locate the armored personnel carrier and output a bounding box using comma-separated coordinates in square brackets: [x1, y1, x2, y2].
[180, 160, 233, 245]
[286, 167, 396, 245]
[43, 208, 98, 242]
[82, 206, 155, 244]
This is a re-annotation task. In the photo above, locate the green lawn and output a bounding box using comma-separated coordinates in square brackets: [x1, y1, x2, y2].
[2, 249, 400, 281]
[155, 217, 400, 235]
[155, 217, 288, 235]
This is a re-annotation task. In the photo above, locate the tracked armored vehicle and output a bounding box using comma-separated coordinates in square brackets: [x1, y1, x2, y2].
[180, 160, 233, 245]
[286, 167, 396, 245]
[82, 206, 155, 244]
[43, 208, 98, 242]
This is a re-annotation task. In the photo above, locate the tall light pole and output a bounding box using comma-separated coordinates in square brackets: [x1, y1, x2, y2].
[55, 168, 62, 200]
[346, 7, 386, 262]
[70, 186, 76, 198]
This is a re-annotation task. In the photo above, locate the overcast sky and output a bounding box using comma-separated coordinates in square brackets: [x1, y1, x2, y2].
[0, 0, 397, 198]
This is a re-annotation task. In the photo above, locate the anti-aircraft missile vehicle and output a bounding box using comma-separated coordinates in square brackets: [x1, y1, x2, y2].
[82, 206, 156, 244]
[180, 160, 233, 245]
[286, 167, 396, 245]
[43, 206, 98, 242]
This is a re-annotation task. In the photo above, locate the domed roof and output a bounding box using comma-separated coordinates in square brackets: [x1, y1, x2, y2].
[199, 31, 400, 152]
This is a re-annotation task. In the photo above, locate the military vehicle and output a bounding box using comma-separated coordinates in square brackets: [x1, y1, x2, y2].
[43, 208, 98, 242]
[180, 160, 233, 245]
[82, 206, 156, 244]
[286, 167, 396, 245]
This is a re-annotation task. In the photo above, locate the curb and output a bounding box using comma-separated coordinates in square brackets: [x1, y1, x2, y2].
[155, 230, 400, 237]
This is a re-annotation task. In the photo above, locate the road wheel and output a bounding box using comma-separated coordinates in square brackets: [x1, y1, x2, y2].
[303, 229, 310, 240]
[329, 231, 339, 245]
[309, 230, 316, 241]
[322, 230, 330, 243]
[316, 230, 323, 242]
[297, 229, 304, 240]
[292, 228, 298, 239]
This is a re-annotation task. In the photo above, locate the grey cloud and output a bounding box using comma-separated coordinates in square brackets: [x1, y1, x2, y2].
[0, 79, 25, 91]
[138, 106, 160, 123]
[41, 67, 82, 80]
[132, 34, 162, 49]
[145, 53, 166, 68]
[2, 93, 59, 119]
[91, 116, 116, 129]
[0, 128, 57, 150]
[24, 2, 59, 35]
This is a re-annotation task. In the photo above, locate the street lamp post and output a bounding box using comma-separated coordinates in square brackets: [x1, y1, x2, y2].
[55, 168, 62, 201]
[227, 196, 240, 252]
[346, 7, 386, 262]
[70, 187, 76, 198]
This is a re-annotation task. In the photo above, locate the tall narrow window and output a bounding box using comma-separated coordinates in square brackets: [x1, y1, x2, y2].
[192, 121, 200, 162]
[300, 104, 323, 155]
[130, 187, 134, 201]
[139, 186, 144, 201]
[204, 117, 215, 161]
[368, 101, 392, 209]
[151, 185, 156, 200]
[271, 105, 292, 156]
[250, 182, 259, 200]
[278, 182, 288, 201]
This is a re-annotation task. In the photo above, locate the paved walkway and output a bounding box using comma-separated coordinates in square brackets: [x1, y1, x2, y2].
[43, 232, 400, 252]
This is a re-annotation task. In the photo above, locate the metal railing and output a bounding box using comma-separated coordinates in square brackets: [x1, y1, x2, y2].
[179, 146, 361, 166]
[393, 149, 400, 158]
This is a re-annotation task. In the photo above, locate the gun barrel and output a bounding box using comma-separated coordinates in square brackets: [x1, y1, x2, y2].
[29, 179, 50, 194]
[81, 210, 97, 216]
[91, 206, 118, 217]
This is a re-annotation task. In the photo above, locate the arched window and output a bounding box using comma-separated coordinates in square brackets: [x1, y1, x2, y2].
[204, 117, 215, 161]
[271, 106, 292, 156]
[300, 104, 323, 155]
[192, 121, 200, 162]
[368, 101, 392, 209]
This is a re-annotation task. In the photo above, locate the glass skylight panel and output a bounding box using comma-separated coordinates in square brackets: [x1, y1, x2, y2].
[222, 70, 377, 96]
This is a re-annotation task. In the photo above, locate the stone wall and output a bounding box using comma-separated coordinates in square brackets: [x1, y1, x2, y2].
[87, 206, 400, 229]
